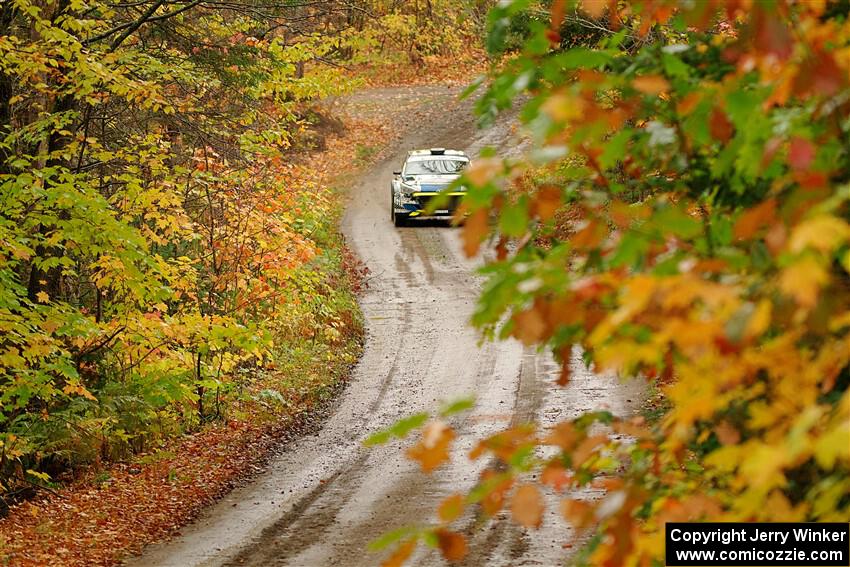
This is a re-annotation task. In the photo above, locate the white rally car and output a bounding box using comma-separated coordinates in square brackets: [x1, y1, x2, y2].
[390, 148, 469, 226]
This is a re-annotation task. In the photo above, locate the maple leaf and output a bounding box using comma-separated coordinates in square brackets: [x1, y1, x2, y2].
[35, 291, 49, 303]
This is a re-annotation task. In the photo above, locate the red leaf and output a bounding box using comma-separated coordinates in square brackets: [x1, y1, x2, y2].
[788, 137, 816, 171]
[752, 6, 792, 61]
[709, 107, 734, 143]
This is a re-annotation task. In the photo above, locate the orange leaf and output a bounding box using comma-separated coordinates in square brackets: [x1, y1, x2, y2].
[676, 92, 702, 115]
[407, 421, 455, 473]
[465, 158, 501, 187]
[533, 186, 562, 221]
[512, 307, 547, 346]
[436, 529, 467, 562]
[714, 421, 740, 446]
[581, 0, 607, 18]
[561, 499, 595, 528]
[478, 470, 514, 516]
[571, 219, 604, 249]
[382, 539, 416, 567]
[794, 48, 844, 97]
[541, 462, 572, 492]
[543, 422, 579, 451]
[752, 6, 792, 61]
[438, 494, 465, 523]
[733, 199, 776, 240]
[550, 0, 565, 32]
[572, 434, 608, 467]
[511, 484, 544, 528]
[632, 75, 669, 95]
[462, 208, 489, 257]
[555, 346, 572, 386]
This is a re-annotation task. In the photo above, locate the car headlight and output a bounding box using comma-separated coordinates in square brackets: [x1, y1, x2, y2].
[400, 182, 416, 196]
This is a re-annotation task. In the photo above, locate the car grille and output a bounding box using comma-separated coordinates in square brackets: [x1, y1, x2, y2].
[414, 193, 463, 214]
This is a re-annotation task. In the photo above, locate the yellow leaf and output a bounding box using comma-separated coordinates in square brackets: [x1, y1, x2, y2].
[779, 255, 828, 308]
[814, 423, 850, 469]
[789, 215, 850, 253]
[744, 299, 772, 339]
[540, 92, 586, 123]
[36, 291, 49, 303]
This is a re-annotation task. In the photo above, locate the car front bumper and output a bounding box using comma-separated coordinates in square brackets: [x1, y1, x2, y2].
[395, 191, 466, 218]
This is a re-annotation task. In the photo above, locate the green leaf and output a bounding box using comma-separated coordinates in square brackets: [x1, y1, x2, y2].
[368, 525, 422, 551]
[552, 48, 613, 70]
[364, 412, 429, 446]
[439, 397, 475, 417]
[500, 199, 529, 238]
[652, 206, 702, 239]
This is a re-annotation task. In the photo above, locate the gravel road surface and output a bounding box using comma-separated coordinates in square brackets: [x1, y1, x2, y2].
[129, 84, 643, 567]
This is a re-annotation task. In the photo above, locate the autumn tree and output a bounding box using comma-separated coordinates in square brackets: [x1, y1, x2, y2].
[374, 1, 850, 564]
[0, 0, 369, 496]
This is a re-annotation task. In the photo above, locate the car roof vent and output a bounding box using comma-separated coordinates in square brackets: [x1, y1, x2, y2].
[430, 147, 446, 155]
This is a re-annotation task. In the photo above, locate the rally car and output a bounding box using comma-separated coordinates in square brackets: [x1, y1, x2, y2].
[390, 148, 469, 226]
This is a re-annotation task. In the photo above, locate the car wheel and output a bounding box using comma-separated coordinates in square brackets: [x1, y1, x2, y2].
[393, 211, 407, 227]
[392, 188, 407, 227]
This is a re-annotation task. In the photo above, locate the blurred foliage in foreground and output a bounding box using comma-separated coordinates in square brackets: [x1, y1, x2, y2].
[375, 1, 850, 565]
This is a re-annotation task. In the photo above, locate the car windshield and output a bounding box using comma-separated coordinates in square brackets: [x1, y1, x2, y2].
[404, 158, 468, 175]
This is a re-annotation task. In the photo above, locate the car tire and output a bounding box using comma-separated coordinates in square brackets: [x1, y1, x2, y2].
[391, 188, 407, 227]
[393, 210, 407, 227]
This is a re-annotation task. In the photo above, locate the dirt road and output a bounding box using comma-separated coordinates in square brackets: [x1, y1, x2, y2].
[129, 84, 643, 567]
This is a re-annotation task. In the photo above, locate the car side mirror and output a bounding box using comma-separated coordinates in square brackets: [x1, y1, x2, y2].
[393, 170, 402, 176]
